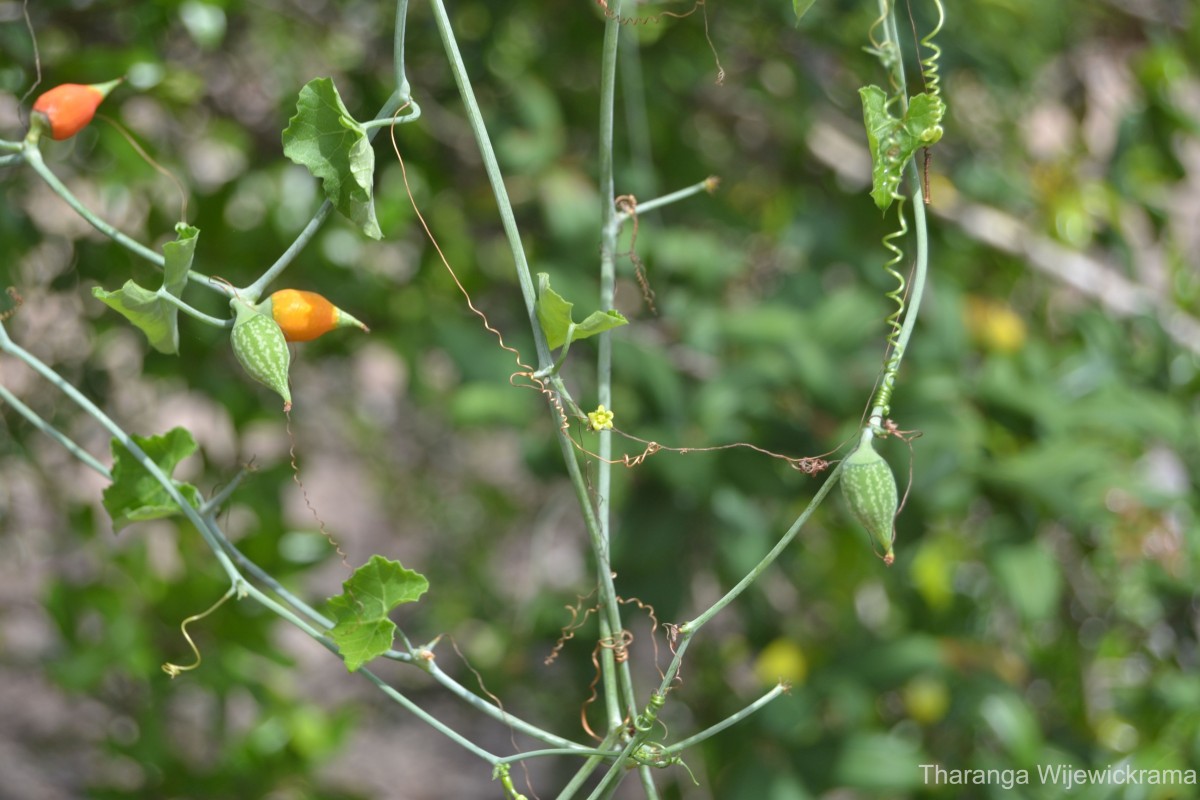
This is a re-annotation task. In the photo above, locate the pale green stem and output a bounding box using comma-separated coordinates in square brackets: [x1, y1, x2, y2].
[549, 375, 587, 420]
[24, 147, 161, 265]
[585, 738, 636, 800]
[11, 94, 584, 768]
[865, 1, 930, 431]
[241, 201, 334, 302]
[658, 462, 845, 694]
[208, 517, 337, 627]
[532, 335, 573, 379]
[242, 91, 408, 301]
[198, 469, 252, 516]
[394, 0, 412, 100]
[213, 521, 575, 751]
[423, 659, 588, 750]
[618, 26, 658, 199]
[156, 289, 233, 329]
[0, 137, 22, 152]
[358, 664, 501, 763]
[361, 107, 422, 130]
[234, 585, 492, 767]
[0, 328, 534, 759]
[210, 518, 412, 662]
[0, 384, 111, 477]
[21, 145, 225, 293]
[427, 0, 547, 364]
[867, 161, 929, 430]
[498, 747, 620, 764]
[0, 323, 241, 584]
[0, 394, 334, 640]
[554, 729, 624, 800]
[547, 376, 625, 737]
[662, 684, 788, 754]
[596, 0, 643, 739]
[884, 0, 906, 91]
[428, 2, 644, 786]
[618, 178, 713, 219]
[238, 579, 331, 642]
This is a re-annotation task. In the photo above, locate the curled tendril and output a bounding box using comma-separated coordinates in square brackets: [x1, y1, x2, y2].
[629, 742, 699, 784]
[633, 692, 666, 734]
[872, 195, 909, 417]
[594, 1, 724, 83]
[0, 287, 24, 322]
[920, 0, 945, 103]
[162, 587, 236, 678]
[865, 0, 900, 89]
[595, 0, 698, 26]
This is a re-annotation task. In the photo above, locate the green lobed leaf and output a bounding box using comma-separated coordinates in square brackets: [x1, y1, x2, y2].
[535, 273, 628, 351]
[282, 77, 382, 240]
[101, 427, 202, 531]
[793, 0, 816, 21]
[859, 85, 906, 211]
[326, 555, 429, 672]
[860, 87, 946, 211]
[92, 224, 199, 354]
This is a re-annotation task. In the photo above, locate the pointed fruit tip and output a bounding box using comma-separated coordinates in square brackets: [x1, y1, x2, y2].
[91, 77, 125, 97]
[334, 308, 370, 333]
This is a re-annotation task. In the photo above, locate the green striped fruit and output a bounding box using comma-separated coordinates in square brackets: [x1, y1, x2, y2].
[230, 296, 292, 411]
[841, 435, 898, 565]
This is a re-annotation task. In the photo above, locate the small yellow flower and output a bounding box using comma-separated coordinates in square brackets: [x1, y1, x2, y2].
[587, 404, 615, 431]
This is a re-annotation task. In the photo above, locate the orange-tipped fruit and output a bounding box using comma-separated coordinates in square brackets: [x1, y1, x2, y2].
[260, 289, 369, 343]
[31, 79, 123, 141]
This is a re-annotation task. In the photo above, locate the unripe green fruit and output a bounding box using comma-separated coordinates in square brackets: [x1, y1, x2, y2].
[841, 435, 897, 565]
[230, 296, 292, 411]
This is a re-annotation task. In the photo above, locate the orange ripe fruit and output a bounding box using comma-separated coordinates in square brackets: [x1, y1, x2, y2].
[263, 289, 369, 343]
[31, 79, 122, 140]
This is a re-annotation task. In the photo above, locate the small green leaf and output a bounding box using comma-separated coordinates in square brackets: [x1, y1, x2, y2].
[93, 224, 199, 354]
[574, 309, 629, 341]
[902, 91, 946, 146]
[536, 273, 628, 351]
[793, 0, 816, 21]
[283, 77, 382, 240]
[327, 555, 429, 672]
[162, 223, 200, 297]
[536, 273, 575, 350]
[102, 427, 202, 531]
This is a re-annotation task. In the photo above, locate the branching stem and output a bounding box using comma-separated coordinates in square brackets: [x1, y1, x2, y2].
[242, 92, 410, 301]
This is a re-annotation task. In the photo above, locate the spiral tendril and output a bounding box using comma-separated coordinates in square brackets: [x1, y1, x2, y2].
[866, 1, 901, 90]
[919, 0, 945, 103]
[872, 194, 909, 417]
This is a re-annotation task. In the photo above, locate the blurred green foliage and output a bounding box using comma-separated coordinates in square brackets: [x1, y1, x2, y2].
[1, 1, 1198, 798]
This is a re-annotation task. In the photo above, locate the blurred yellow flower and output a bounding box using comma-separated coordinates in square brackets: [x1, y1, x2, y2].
[904, 675, 950, 725]
[754, 637, 807, 687]
[964, 296, 1027, 353]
